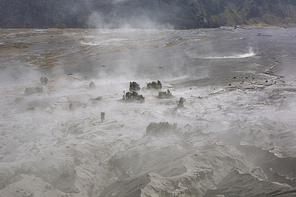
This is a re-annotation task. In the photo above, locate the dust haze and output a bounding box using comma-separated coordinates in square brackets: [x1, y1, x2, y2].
[1, 26, 296, 197]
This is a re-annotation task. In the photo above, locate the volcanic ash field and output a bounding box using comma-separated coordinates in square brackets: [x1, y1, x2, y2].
[1, 27, 296, 196]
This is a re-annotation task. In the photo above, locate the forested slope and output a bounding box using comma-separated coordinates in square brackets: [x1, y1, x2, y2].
[1, 0, 296, 29]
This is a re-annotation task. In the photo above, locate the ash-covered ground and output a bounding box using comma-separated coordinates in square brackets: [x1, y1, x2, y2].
[1, 27, 296, 197]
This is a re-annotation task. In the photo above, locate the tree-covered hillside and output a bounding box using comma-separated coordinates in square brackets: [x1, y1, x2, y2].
[1, 0, 296, 29]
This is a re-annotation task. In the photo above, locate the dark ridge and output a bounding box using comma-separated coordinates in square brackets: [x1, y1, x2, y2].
[1, 0, 296, 29]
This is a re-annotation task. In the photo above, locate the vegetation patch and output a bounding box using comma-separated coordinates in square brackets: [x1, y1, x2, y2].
[158, 89, 173, 99]
[147, 80, 162, 90]
[121, 91, 145, 103]
[178, 97, 186, 108]
[129, 82, 141, 92]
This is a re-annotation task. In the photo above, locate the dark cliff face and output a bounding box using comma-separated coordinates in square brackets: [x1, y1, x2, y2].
[1, 0, 296, 29]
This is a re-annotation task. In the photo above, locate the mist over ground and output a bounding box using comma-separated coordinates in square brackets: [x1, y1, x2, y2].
[1, 27, 296, 196]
